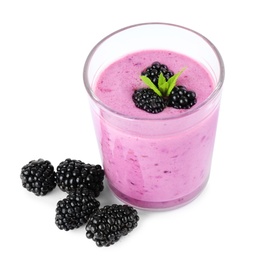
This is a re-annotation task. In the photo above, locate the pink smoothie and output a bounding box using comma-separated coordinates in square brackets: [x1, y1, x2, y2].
[91, 50, 220, 209]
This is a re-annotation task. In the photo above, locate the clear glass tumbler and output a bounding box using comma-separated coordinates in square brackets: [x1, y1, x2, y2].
[83, 23, 224, 210]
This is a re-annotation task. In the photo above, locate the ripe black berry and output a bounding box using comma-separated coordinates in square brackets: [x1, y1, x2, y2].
[85, 204, 139, 247]
[141, 61, 174, 86]
[20, 159, 56, 196]
[82, 164, 105, 197]
[55, 188, 100, 231]
[56, 159, 104, 197]
[167, 85, 197, 109]
[132, 88, 166, 114]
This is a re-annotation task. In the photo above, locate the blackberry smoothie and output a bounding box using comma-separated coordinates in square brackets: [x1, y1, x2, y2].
[83, 23, 224, 209]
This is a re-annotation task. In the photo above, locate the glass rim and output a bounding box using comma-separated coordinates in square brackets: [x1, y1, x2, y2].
[83, 22, 225, 121]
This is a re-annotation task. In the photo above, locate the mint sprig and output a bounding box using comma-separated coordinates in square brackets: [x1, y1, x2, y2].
[140, 67, 186, 97]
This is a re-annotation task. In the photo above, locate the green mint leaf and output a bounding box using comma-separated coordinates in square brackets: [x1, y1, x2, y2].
[158, 73, 168, 96]
[140, 75, 162, 96]
[166, 67, 186, 96]
[140, 67, 186, 98]
[158, 72, 166, 87]
[159, 81, 168, 96]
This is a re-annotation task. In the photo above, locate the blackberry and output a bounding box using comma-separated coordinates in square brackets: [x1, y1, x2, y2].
[82, 163, 105, 197]
[20, 159, 56, 196]
[141, 61, 174, 86]
[167, 85, 197, 109]
[85, 204, 139, 247]
[132, 88, 166, 114]
[55, 188, 100, 231]
[56, 159, 104, 197]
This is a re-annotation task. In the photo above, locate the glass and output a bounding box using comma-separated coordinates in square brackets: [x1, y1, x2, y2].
[83, 23, 224, 210]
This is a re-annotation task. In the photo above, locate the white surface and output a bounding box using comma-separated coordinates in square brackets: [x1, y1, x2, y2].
[1, 1, 257, 259]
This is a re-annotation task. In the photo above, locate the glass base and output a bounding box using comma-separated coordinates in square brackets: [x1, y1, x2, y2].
[108, 177, 209, 211]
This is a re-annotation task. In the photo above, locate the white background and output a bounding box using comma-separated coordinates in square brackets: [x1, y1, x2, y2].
[1, 0, 257, 259]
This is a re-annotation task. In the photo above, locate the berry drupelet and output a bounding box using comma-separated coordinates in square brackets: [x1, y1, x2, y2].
[141, 61, 174, 87]
[85, 204, 139, 247]
[167, 85, 197, 109]
[55, 188, 100, 231]
[20, 159, 56, 196]
[132, 88, 166, 114]
[56, 159, 104, 197]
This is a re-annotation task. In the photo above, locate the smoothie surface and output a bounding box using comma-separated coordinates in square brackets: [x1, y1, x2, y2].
[93, 50, 214, 118]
